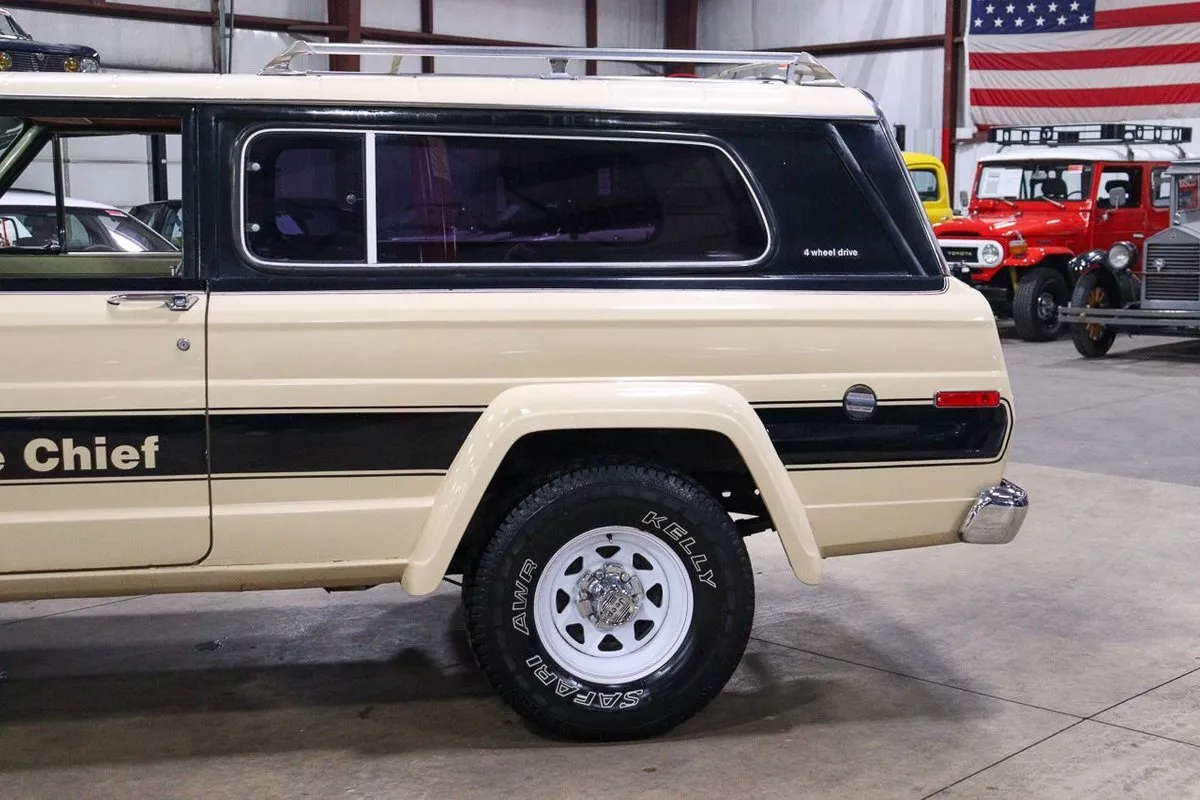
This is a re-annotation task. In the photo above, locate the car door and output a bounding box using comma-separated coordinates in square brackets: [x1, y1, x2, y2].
[1091, 164, 1148, 249]
[0, 123, 209, 573]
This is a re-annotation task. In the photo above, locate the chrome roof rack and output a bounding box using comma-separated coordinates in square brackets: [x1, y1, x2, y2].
[260, 42, 841, 86]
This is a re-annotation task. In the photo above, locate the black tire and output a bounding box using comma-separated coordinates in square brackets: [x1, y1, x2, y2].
[1068, 271, 1118, 358]
[465, 461, 754, 741]
[1013, 267, 1069, 342]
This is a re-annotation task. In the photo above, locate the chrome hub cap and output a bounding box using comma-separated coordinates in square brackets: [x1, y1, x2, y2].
[576, 563, 644, 630]
[533, 525, 694, 685]
[1037, 291, 1057, 322]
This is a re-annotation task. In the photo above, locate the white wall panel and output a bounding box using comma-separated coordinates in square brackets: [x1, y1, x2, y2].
[435, 0, 586, 45]
[822, 47, 944, 156]
[699, 0, 944, 51]
[362, 0, 422, 29]
[225, 0, 324, 21]
[597, 0, 665, 76]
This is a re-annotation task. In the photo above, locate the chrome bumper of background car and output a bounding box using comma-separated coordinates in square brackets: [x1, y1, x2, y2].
[959, 480, 1028, 545]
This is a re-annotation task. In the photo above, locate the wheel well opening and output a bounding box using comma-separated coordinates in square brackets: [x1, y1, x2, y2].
[447, 428, 772, 577]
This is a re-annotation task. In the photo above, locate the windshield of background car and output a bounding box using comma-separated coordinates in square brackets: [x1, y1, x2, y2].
[0, 206, 178, 252]
[1177, 175, 1199, 213]
[0, 15, 27, 39]
[976, 162, 1094, 202]
[908, 168, 940, 202]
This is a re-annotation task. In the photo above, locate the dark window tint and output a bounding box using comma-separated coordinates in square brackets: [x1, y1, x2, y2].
[374, 134, 767, 265]
[1097, 167, 1142, 209]
[733, 124, 940, 276]
[244, 132, 366, 263]
[909, 168, 940, 202]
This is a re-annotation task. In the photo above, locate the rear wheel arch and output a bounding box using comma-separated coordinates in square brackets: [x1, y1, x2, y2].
[448, 427, 774, 583]
[399, 382, 823, 596]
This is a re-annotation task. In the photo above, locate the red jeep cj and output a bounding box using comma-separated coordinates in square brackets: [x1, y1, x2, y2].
[934, 124, 1191, 341]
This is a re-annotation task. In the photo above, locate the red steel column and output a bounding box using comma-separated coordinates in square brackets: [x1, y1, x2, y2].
[941, 0, 961, 191]
[327, 0, 362, 72]
[585, 0, 598, 76]
[664, 0, 698, 74]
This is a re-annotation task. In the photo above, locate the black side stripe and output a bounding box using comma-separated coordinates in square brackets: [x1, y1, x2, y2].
[209, 411, 481, 475]
[0, 403, 1009, 485]
[755, 403, 1010, 466]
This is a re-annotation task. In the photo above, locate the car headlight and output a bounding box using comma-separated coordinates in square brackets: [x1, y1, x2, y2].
[79, 56, 100, 73]
[980, 242, 1003, 266]
[1107, 241, 1136, 270]
[0, 53, 10, 71]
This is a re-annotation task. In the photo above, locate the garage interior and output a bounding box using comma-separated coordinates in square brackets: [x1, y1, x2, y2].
[2, 1, 1200, 798]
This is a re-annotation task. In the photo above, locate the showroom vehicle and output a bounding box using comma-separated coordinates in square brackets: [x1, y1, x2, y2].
[933, 124, 1191, 342]
[903, 150, 953, 224]
[0, 42, 1027, 741]
[0, 189, 178, 277]
[1059, 158, 1200, 358]
[0, 7, 100, 73]
[128, 198, 184, 248]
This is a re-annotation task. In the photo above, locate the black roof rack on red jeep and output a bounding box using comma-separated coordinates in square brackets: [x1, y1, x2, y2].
[989, 123, 1192, 152]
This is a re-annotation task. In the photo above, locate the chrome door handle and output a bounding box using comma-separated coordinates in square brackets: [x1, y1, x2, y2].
[107, 292, 199, 312]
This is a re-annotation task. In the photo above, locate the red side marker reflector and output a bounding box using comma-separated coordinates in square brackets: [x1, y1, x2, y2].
[934, 390, 1001, 409]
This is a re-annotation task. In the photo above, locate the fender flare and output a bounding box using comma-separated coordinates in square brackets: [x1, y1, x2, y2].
[400, 381, 823, 595]
[1069, 247, 1139, 305]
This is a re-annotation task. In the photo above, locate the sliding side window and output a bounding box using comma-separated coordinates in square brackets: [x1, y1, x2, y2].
[243, 131, 366, 264]
[239, 130, 767, 268]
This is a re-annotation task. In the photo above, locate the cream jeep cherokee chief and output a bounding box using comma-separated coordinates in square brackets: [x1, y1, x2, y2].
[0, 43, 1027, 740]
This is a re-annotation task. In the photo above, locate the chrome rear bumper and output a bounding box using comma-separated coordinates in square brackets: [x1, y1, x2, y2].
[959, 480, 1028, 545]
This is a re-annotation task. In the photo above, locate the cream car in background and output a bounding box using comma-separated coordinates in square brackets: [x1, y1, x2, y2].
[0, 43, 1027, 741]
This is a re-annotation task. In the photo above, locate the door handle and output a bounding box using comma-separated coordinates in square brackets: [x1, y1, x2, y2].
[107, 292, 199, 312]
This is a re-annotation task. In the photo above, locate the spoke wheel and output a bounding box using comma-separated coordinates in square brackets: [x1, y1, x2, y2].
[1068, 270, 1118, 358]
[534, 526, 694, 685]
[1084, 286, 1109, 341]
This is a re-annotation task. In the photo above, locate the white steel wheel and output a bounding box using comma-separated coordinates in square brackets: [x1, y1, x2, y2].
[533, 525, 694, 685]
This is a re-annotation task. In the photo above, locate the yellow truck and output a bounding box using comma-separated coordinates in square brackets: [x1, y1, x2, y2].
[904, 151, 953, 224]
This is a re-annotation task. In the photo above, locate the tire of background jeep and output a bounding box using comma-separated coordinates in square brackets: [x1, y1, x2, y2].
[1068, 271, 1117, 358]
[464, 461, 754, 741]
[1013, 267, 1069, 342]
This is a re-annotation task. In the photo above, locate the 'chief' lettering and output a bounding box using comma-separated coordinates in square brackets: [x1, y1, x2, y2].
[23, 436, 160, 473]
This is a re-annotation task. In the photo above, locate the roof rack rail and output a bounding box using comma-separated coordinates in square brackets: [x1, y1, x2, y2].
[988, 123, 1193, 148]
[259, 42, 841, 85]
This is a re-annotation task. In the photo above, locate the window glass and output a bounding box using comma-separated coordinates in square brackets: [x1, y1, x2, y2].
[779, 122, 941, 276]
[243, 132, 366, 263]
[0, 126, 184, 279]
[1152, 167, 1171, 208]
[908, 169, 940, 202]
[976, 162, 1093, 202]
[372, 134, 767, 265]
[1097, 167, 1142, 209]
[1178, 175, 1199, 213]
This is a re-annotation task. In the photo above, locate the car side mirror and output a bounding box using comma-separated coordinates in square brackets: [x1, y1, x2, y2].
[959, 189, 969, 207]
[1108, 187, 1127, 209]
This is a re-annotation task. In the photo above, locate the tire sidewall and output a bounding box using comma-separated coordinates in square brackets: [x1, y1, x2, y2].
[1015, 267, 1069, 341]
[471, 468, 752, 736]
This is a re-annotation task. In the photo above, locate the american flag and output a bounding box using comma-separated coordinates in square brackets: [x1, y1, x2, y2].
[967, 0, 1200, 125]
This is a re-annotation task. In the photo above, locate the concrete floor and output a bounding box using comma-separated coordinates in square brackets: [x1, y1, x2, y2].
[3, 331, 1200, 799]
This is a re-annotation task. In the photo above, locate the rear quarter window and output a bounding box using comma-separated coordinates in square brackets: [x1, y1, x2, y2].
[726, 122, 943, 277]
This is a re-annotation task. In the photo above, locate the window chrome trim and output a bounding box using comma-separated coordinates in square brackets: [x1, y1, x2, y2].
[235, 126, 774, 272]
[364, 131, 378, 264]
